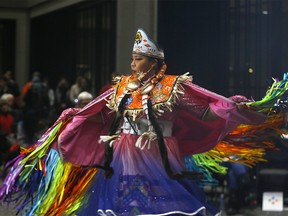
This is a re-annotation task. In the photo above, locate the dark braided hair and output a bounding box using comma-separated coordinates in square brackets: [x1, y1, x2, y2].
[147, 98, 203, 180]
[104, 93, 130, 178]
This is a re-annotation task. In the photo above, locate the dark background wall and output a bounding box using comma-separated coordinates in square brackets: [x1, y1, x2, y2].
[0, 19, 15, 74]
[158, 0, 288, 100]
[2, 0, 288, 99]
[30, 0, 116, 94]
[30, 7, 77, 89]
[158, 0, 226, 95]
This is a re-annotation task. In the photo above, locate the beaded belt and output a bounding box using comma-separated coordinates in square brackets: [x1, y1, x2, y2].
[121, 118, 172, 137]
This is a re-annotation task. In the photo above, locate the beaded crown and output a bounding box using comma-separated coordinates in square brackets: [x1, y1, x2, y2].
[132, 28, 164, 60]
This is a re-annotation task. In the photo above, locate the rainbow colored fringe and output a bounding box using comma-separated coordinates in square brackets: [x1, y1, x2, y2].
[1, 73, 288, 214]
[0, 119, 98, 215]
[185, 73, 288, 183]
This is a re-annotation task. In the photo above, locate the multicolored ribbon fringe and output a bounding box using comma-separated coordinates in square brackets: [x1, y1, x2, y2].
[1, 73, 288, 214]
[0, 119, 98, 215]
[186, 72, 288, 183]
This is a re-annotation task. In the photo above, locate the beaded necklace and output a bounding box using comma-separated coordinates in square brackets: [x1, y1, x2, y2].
[126, 64, 166, 94]
[116, 64, 167, 149]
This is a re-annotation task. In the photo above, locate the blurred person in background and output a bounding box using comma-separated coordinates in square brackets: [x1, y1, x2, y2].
[21, 72, 49, 145]
[75, 91, 93, 108]
[69, 75, 89, 105]
[2, 28, 288, 216]
[42, 77, 56, 128]
[55, 76, 71, 115]
[0, 98, 19, 167]
[2, 70, 21, 107]
[1, 93, 22, 123]
[1, 94, 23, 148]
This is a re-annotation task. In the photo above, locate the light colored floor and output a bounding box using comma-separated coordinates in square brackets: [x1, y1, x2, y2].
[1, 205, 288, 216]
[224, 207, 288, 216]
[0, 204, 17, 216]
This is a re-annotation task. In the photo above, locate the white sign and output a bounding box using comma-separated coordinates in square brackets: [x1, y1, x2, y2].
[262, 192, 283, 211]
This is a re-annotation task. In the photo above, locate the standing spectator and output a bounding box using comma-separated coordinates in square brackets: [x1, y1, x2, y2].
[21, 72, 49, 145]
[1, 94, 23, 147]
[0, 93, 22, 123]
[0, 98, 18, 166]
[41, 77, 56, 130]
[69, 75, 88, 105]
[0, 99, 14, 137]
[2, 70, 21, 107]
[43, 77, 55, 108]
[55, 76, 71, 115]
[2, 28, 288, 216]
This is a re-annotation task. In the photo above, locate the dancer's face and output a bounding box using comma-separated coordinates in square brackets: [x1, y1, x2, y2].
[130, 54, 156, 81]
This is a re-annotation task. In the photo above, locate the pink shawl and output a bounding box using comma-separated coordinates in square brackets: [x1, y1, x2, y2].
[56, 82, 265, 165]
